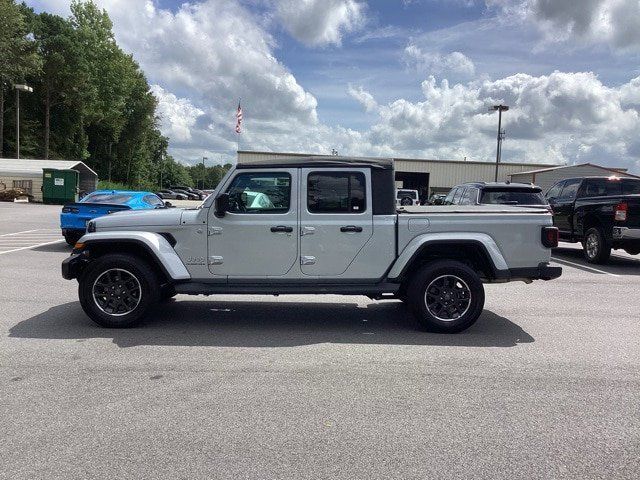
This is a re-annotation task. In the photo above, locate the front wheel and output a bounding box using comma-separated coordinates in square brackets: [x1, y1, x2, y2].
[406, 260, 485, 333]
[78, 254, 160, 327]
[582, 227, 611, 264]
[64, 231, 83, 247]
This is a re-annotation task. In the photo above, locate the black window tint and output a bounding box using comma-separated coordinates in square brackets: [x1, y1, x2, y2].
[308, 172, 366, 213]
[225, 172, 291, 214]
[480, 189, 546, 205]
[582, 179, 622, 197]
[623, 180, 640, 195]
[559, 179, 581, 200]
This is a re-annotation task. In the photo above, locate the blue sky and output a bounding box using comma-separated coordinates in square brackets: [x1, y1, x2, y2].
[28, 1, 640, 172]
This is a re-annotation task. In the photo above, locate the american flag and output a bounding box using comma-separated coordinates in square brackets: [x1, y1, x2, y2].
[235, 100, 242, 134]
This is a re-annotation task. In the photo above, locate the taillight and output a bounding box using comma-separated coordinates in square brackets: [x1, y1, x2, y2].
[541, 226, 559, 248]
[615, 202, 627, 222]
[62, 206, 79, 213]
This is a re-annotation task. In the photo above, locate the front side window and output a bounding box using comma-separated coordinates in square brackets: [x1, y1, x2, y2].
[308, 172, 366, 213]
[225, 172, 291, 214]
[546, 182, 564, 200]
[460, 188, 478, 205]
[452, 188, 464, 204]
[559, 179, 582, 200]
[443, 188, 457, 205]
[144, 194, 165, 207]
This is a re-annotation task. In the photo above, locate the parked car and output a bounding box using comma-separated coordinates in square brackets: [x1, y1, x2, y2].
[396, 189, 420, 206]
[546, 176, 640, 263]
[156, 189, 188, 200]
[62, 156, 561, 332]
[170, 185, 205, 200]
[171, 188, 200, 200]
[444, 182, 549, 209]
[60, 190, 166, 246]
[428, 193, 447, 205]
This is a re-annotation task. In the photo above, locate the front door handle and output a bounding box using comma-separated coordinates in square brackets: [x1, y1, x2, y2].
[271, 225, 293, 233]
[340, 225, 363, 233]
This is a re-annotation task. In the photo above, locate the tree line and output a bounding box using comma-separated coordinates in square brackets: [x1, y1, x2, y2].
[0, 0, 229, 190]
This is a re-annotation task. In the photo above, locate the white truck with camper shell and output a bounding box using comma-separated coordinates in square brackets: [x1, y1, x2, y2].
[62, 157, 562, 333]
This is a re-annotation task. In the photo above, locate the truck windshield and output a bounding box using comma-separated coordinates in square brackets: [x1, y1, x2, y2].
[480, 189, 546, 205]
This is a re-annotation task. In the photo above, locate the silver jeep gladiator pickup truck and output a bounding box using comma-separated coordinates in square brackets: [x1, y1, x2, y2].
[62, 157, 561, 333]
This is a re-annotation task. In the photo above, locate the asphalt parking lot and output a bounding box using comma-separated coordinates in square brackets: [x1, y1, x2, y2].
[1, 202, 639, 479]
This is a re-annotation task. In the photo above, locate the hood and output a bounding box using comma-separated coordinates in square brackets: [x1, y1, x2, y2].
[94, 208, 184, 229]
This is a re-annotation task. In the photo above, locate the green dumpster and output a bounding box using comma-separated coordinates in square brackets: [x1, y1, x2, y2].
[42, 168, 79, 204]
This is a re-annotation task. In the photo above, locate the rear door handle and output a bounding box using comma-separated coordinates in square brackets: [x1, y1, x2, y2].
[271, 225, 293, 233]
[340, 225, 363, 233]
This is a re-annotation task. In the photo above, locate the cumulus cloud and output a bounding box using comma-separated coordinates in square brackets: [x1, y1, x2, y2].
[348, 85, 378, 112]
[404, 44, 475, 78]
[274, 0, 366, 46]
[150, 85, 204, 142]
[489, 0, 640, 51]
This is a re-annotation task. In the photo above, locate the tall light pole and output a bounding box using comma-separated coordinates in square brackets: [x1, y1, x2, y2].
[490, 104, 508, 182]
[14, 84, 33, 159]
[201, 156, 208, 189]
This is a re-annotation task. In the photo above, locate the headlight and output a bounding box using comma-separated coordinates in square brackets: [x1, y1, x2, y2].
[87, 221, 96, 233]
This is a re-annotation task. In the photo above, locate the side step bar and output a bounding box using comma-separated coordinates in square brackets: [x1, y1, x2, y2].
[174, 282, 401, 297]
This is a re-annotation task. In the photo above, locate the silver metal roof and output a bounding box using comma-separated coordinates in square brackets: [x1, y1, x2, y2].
[0, 158, 97, 177]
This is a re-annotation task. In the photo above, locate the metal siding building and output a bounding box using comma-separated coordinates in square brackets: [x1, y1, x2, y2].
[238, 150, 558, 197]
[0, 158, 98, 202]
[508, 163, 640, 193]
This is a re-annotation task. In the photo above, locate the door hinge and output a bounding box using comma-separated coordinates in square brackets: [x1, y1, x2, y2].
[300, 255, 316, 265]
[208, 256, 224, 265]
[208, 226, 223, 236]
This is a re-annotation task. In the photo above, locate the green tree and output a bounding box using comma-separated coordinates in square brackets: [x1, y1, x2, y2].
[0, 0, 40, 157]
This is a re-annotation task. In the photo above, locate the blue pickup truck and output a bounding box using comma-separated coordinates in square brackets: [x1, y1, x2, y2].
[60, 190, 166, 245]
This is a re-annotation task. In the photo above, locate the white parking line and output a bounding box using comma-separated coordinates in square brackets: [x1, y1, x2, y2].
[0, 229, 58, 237]
[0, 239, 64, 255]
[551, 257, 620, 277]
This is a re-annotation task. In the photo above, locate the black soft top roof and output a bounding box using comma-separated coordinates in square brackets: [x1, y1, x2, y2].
[236, 156, 394, 170]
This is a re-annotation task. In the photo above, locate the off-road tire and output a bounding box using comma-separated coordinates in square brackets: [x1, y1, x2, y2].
[406, 260, 485, 333]
[78, 253, 160, 328]
[582, 227, 611, 264]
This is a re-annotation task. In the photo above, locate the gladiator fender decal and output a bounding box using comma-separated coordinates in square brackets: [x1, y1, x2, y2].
[386, 232, 509, 280]
[79, 231, 191, 281]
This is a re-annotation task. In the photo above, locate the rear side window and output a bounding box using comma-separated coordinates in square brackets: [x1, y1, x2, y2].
[622, 180, 640, 195]
[308, 172, 366, 213]
[480, 189, 546, 205]
[581, 179, 622, 197]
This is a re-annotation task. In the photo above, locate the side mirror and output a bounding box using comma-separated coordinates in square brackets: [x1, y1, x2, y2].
[164, 201, 173, 208]
[215, 193, 230, 217]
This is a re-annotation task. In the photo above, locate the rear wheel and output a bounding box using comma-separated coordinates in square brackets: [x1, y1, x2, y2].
[78, 254, 160, 327]
[406, 260, 484, 333]
[582, 227, 611, 264]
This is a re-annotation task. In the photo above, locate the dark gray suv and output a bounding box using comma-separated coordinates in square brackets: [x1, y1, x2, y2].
[444, 182, 549, 209]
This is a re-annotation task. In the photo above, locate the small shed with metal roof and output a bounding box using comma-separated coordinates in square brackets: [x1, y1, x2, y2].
[0, 158, 98, 202]
[508, 163, 640, 193]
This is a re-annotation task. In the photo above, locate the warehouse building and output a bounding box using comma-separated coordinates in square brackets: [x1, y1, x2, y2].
[0, 158, 98, 202]
[238, 150, 559, 199]
[508, 163, 640, 193]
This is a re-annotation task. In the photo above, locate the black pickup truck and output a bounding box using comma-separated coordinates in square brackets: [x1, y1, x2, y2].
[546, 176, 640, 263]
